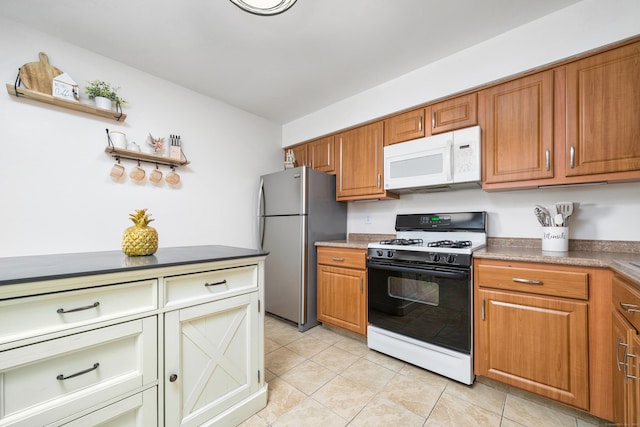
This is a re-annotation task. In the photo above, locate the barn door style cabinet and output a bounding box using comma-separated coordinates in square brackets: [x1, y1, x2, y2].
[0, 247, 267, 427]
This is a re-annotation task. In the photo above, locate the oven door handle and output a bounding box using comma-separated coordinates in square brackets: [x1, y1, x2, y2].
[367, 261, 469, 279]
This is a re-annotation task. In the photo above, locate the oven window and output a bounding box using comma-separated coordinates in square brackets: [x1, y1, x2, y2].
[368, 264, 470, 354]
[388, 277, 439, 306]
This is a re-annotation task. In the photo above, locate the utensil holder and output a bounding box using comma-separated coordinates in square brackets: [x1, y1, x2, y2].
[542, 227, 569, 252]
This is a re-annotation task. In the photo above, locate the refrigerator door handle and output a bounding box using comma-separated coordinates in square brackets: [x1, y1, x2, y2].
[257, 178, 266, 251]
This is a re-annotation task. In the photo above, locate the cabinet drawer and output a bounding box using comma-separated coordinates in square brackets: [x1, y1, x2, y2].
[164, 264, 258, 307]
[613, 275, 640, 332]
[0, 317, 157, 426]
[477, 264, 588, 300]
[0, 279, 157, 345]
[317, 247, 366, 269]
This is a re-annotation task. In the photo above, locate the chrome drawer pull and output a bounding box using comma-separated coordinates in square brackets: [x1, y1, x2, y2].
[621, 303, 640, 313]
[617, 337, 629, 370]
[626, 353, 638, 382]
[57, 362, 99, 381]
[332, 257, 345, 262]
[57, 301, 100, 314]
[205, 279, 227, 287]
[512, 278, 543, 285]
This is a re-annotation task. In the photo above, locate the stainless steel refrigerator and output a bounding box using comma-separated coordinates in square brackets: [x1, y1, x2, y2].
[257, 166, 347, 331]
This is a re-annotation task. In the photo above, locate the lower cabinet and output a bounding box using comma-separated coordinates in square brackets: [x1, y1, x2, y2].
[612, 275, 640, 426]
[164, 292, 261, 426]
[317, 247, 367, 336]
[474, 259, 613, 419]
[62, 387, 158, 426]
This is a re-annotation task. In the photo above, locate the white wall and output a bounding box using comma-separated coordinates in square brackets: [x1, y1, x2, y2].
[283, 0, 640, 242]
[0, 17, 283, 257]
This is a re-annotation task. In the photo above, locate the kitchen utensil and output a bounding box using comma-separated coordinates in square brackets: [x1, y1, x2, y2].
[555, 202, 574, 225]
[110, 162, 125, 179]
[129, 164, 145, 182]
[534, 207, 548, 226]
[554, 213, 564, 227]
[165, 167, 180, 185]
[149, 166, 163, 184]
[19, 52, 63, 95]
[534, 205, 551, 226]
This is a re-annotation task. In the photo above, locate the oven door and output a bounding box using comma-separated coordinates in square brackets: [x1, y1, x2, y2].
[367, 259, 471, 354]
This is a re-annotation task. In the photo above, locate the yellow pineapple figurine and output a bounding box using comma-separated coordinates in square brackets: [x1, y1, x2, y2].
[122, 209, 158, 256]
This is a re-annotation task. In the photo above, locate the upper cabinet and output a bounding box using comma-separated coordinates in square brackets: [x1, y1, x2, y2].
[308, 135, 335, 173]
[288, 144, 309, 168]
[565, 41, 640, 176]
[429, 93, 477, 135]
[336, 122, 398, 201]
[384, 108, 426, 145]
[480, 70, 555, 185]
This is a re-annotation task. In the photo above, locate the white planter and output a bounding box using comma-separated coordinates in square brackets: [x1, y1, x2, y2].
[94, 96, 113, 110]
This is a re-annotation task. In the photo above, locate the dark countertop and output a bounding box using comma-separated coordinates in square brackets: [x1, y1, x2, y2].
[0, 245, 268, 286]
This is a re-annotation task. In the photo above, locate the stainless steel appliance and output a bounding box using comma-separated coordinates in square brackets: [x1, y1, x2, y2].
[383, 126, 481, 192]
[367, 212, 487, 384]
[258, 166, 347, 331]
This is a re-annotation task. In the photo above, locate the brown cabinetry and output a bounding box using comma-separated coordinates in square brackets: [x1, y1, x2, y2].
[474, 259, 613, 419]
[336, 122, 398, 201]
[565, 41, 640, 177]
[308, 135, 335, 173]
[429, 92, 477, 135]
[384, 108, 425, 145]
[480, 70, 555, 185]
[612, 275, 640, 426]
[317, 247, 367, 335]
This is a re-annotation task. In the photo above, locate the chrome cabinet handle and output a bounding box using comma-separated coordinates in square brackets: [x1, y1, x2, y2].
[205, 279, 227, 287]
[360, 277, 363, 293]
[627, 352, 638, 382]
[431, 111, 436, 129]
[545, 149, 550, 171]
[621, 303, 640, 313]
[570, 146, 575, 168]
[169, 374, 178, 382]
[512, 278, 543, 285]
[418, 116, 423, 132]
[377, 174, 381, 188]
[481, 298, 486, 321]
[57, 301, 100, 314]
[57, 362, 99, 380]
[617, 337, 629, 370]
[332, 257, 345, 262]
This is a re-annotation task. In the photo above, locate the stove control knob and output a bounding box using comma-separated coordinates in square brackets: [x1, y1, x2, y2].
[376, 250, 384, 257]
[446, 255, 456, 264]
[386, 250, 394, 258]
[432, 254, 441, 263]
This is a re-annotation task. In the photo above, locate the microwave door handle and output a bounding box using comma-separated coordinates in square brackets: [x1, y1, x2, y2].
[445, 140, 453, 182]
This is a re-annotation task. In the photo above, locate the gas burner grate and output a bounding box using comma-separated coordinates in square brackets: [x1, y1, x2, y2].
[379, 238, 424, 246]
[426, 240, 472, 249]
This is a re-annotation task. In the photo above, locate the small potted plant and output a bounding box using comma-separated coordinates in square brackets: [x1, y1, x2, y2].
[85, 80, 127, 110]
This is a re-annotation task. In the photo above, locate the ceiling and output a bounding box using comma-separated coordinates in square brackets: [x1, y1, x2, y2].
[1, 0, 581, 124]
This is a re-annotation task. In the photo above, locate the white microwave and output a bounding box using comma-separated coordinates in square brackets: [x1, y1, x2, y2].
[384, 126, 481, 192]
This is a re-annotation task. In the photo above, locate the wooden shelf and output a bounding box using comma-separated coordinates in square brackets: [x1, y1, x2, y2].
[6, 83, 127, 122]
[105, 146, 190, 167]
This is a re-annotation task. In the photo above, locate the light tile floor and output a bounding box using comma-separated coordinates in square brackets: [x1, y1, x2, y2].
[240, 316, 612, 427]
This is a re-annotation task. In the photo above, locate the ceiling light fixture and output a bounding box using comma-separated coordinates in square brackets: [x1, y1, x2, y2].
[229, 0, 297, 16]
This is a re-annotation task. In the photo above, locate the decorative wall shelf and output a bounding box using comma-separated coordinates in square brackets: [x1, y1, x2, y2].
[5, 83, 127, 122]
[104, 146, 190, 167]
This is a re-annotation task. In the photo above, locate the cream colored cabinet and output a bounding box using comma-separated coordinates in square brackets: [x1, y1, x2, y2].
[317, 247, 367, 336]
[612, 275, 640, 426]
[164, 292, 261, 426]
[0, 250, 267, 427]
[474, 259, 614, 420]
[0, 317, 157, 426]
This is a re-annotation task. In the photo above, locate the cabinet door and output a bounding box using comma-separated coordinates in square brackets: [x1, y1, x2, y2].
[336, 121, 386, 200]
[613, 309, 633, 425]
[164, 292, 259, 427]
[383, 108, 425, 145]
[565, 41, 640, 176]
[481, 70, 554, 184]
[476, 289, 589, 409]
[317, 265, 367, 335]
[309, 135, 335, 173]
[430, 93, 477, 134]
[286, 144, 309, 168]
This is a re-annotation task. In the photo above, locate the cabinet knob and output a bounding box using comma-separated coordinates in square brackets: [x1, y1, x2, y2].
[169, 374, 178, 382]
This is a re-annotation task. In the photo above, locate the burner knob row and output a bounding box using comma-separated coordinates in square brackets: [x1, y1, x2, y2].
[375, 250, 394, 258]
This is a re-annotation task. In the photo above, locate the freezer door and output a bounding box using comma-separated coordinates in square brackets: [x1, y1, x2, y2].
[262, 215, 306, 325]
[260, 167, 307, 216]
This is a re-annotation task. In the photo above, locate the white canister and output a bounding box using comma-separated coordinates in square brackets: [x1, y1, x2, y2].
[542, 227, 569, 252]
[110, 131, 127, 149]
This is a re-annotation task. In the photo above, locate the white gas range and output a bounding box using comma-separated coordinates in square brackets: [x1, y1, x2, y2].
[366, 212, 487, 385]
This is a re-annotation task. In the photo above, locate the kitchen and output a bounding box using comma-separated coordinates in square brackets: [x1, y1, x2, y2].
[1, 0, 640, 426]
